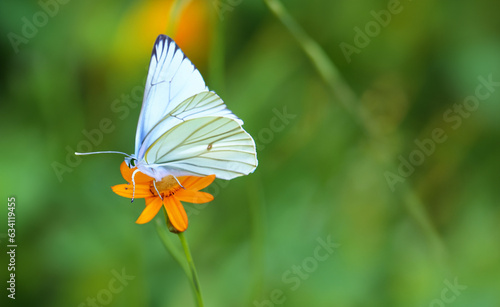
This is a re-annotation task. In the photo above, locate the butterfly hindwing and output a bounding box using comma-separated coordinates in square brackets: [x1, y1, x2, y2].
[136, 91, 244, 159]
[144, 116, 257, 180]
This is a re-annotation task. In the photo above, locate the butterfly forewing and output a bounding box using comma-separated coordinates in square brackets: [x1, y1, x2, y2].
[135, 35, 207, 155]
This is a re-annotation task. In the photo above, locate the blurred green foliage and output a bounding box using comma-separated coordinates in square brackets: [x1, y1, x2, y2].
[1, 0, 500, 306]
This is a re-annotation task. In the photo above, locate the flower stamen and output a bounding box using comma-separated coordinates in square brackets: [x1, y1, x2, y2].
[147, 175, 184, 199]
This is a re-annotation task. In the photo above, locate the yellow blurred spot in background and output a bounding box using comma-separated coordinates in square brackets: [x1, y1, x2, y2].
[112, 0, 212, 74]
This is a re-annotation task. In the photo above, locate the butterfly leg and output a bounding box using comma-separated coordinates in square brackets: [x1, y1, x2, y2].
[152, 180, 163, 200]
[131, 169, 141, 203]
[172, 175, 186, 190]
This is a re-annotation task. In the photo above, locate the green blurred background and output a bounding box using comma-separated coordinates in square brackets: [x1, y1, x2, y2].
[1, 0, 500, 306]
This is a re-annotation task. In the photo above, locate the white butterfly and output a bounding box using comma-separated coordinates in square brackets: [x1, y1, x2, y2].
[77, 35, 257, 182]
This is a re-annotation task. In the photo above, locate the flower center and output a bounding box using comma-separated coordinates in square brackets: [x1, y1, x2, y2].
[150, 175, 181, 197]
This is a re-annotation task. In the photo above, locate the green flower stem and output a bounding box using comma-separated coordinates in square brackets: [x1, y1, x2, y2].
[178, 232, 204, 307]
[400, 185, 448, 267]
[262, 0, 447, 265]
[262, 0, 357, 114]
[155, 208, 204, 306]
[154, 218, 189, 275]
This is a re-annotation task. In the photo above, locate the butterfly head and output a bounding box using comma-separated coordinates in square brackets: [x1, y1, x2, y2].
[125, 156, 137, 168]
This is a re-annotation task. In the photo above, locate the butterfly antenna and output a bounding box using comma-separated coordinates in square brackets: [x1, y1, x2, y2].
[173, 176, 185, 189]
[75, 151, 131, 157]
[153, 180, 163, 200]
[131, 169, 141, 203]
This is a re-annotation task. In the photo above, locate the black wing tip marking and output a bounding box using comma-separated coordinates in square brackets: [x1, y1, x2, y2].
[151, 35, 165, 60]
[151, 34, 187, 61]
[151, 34, 185, 61]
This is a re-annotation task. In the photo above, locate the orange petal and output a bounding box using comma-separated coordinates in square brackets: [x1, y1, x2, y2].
[175, 190, 214, 204]
[136, 197, 163, 224]
[164, 196, 188, 232]
[178, 174, 216, 191]
[145, 197, 156, 206]
[120, 161, 153, 183]
[111, 183, 154, 199]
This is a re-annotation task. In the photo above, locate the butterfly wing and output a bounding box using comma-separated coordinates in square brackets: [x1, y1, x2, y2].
[137, 91, 244, 159]
[134, 35, 257, 180]
[143, 116, 258, 180]
[135, 35, 207, 156]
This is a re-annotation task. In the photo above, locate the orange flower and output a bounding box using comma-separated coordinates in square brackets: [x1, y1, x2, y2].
[111, 162, 215, 232]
